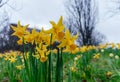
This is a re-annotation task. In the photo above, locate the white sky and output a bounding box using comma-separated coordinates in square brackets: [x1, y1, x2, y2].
[1, 0, 120, 43]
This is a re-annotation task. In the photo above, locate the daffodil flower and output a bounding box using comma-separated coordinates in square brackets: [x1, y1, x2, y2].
[11, 21, 29, 38]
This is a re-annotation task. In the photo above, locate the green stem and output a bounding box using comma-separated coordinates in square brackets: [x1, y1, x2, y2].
[56, 48, 60, 82]
[48, 53, 51, 82]
[48, 34, 53, 82]
[60, 48, 63, 82]
[56, 48, 63, 82]
[68, 69, 72, 82]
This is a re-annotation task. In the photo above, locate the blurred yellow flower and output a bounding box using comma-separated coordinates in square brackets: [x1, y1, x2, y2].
[80, 46, 87, 53]
[111, 43, 115, 48]
[0, 54, 3, 58]
[83, 72, 86, 79]
[74, 57, 78, 61]
[109, 53, 114, 58]
[9, 57, 17, 63]
[115, 55, 119, 59]
[87, 45, 96, 50]
[9, 51, 17, 57]
[33, 54, 40, 59]
[74, 55, 82, 61]
[70, 66, 76, 72]
[106, 71, 112, 77]
[101, 49, 104, 52]
[53, 49, 57, 54]
[117, 43, 120, 49]
[99, 44, 107, 49]
[93, 53, 100, 59]
[87, 65, 90, 70]
[16, 65, 23, 70]
[4, 56, 10, 61]
[65, 43, 79, 54]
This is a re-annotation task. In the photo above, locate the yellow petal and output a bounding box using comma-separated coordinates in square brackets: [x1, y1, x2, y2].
[65, 29, 71, 39]
[58, 16, 63, 26]
[50, 21, 56, 26]
[18, 21, 21, 28]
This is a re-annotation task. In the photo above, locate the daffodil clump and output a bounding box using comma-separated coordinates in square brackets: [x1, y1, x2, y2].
[11, 16, 78, 63]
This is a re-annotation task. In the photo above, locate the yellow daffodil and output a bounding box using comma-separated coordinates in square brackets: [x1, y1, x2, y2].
[45, 16, 64, 34]
[35, 43, 50, 62]
[24, 28, 39, 44]
[58, 29, 78, 48]
[11, 21, 29, 38]
[42, 16, 65, 42]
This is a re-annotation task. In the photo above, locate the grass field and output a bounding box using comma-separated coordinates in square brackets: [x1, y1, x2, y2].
[0, 43, 120, 82]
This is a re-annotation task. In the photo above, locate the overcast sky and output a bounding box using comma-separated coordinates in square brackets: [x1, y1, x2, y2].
[1, 0, 120, 43]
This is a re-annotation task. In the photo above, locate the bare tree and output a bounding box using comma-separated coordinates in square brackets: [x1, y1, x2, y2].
[111, 0, 120, 14]
[64, 0, 105, 46]
[0, 11, 10, 51]
[0, 0, 10, 52]
[0, 0, 9, 7]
